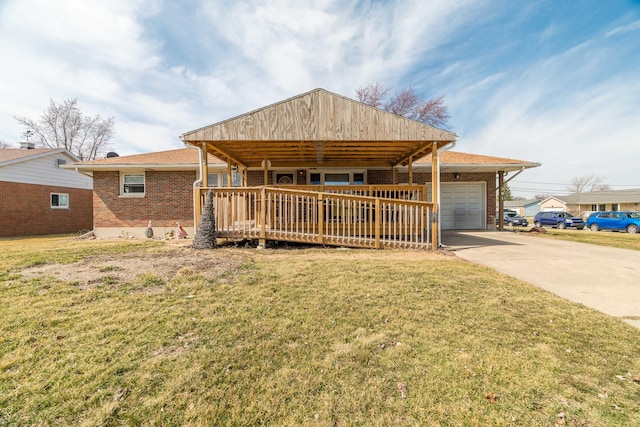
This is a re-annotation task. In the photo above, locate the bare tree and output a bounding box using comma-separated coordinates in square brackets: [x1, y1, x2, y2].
[15, 98, 115, 160]
[356, 83, 451, 128]
[355, 82, 388, 109]
[0, 140, 14, 149]
[534, 193, 552, 200]
[568, 174, 612, 194]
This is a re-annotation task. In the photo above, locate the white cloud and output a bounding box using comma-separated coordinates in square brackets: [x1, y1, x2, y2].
[605, 19, 640, 37]
[1, 0, 639, 200]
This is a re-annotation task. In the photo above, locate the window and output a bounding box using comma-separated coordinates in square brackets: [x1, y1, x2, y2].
[276, 173, 294, 185]
[307, 171, 366, 185]
[55, 158, 66, 168]
[51, 193, 69, 208]
[611, 203, 618, 211]
[207, 173, 219, 187]
[122, 173, 145, 195]
[207, 172, 242, 187]
[325, 173, 350, 185]
[598, 204, 606, 211]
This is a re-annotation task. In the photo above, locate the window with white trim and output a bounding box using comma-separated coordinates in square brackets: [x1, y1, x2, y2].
[308, 171, 366, 185]
[51, 193, 69, 208]
[121, 173, 145, 195]
[207, 172, 243, 187]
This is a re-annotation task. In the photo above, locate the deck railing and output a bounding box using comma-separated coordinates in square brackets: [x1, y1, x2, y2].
[277, 184, 426, 202]
[195, 186, 433, 249]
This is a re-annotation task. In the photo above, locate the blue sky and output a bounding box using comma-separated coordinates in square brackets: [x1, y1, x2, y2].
[1, 0, 639, 198]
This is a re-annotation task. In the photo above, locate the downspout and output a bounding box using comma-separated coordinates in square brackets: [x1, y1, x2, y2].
[436, 141, 456, 248]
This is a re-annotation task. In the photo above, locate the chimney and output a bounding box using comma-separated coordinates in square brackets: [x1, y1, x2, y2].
[20, 142, 35, 150]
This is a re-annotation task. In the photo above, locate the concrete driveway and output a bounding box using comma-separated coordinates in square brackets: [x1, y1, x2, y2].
[442, 230, 640, 328]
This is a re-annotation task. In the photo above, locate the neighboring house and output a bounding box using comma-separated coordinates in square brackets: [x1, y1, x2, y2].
[561, 189, 640, 217]
[538, 196, 568, 213]
[70, 88, 540, 248]
[504, 199, 542, 217]
[0, 143, 93, 237]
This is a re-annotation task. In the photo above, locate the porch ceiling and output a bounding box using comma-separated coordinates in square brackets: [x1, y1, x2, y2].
[180, 88, 457, 169]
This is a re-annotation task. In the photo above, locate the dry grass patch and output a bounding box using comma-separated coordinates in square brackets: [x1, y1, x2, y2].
[532, 228, 640, 251]
[1, 238, 640, 425]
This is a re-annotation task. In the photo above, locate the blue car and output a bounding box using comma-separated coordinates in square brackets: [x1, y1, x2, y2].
[533, 211, 585, 230]
[586, 211, 640, 233]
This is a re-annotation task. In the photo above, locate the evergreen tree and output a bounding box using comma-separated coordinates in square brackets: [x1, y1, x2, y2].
[192, 189, 217, 249]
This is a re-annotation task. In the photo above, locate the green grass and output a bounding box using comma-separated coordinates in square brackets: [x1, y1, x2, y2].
[1, 238, 640, 426]
[530, 228, 640, 251]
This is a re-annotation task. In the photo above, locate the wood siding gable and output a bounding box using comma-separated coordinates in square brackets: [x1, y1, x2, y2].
[181, 89, 456, 143]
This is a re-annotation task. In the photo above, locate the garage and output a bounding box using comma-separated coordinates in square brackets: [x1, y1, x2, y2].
[440, 182, 485, 230]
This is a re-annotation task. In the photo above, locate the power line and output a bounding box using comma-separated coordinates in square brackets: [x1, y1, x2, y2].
[511, 180, 640, 188]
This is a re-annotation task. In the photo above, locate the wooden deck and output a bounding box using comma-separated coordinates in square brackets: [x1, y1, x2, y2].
[195, 186, 434, 249]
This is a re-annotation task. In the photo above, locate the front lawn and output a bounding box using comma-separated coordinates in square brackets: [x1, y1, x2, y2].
[531, 228, 640, 251]
[1, 237, 639, 426]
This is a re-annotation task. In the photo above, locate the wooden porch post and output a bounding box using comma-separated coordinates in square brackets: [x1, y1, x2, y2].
[374, 198, 381, 249]
[262, 159, 270, 185]
[201, 143, 209, 187]
[317, 194, 324, 245]
[431, 143, 439, 250]
[259, 187, 267, 249]
[227, 162, 232, 187]
[408, 155, 413, 184]
[498, 171, 504, 231]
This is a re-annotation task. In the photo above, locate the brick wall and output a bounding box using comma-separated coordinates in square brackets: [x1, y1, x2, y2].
[0, 181, 93, 236]
[93, 171, 196, 228]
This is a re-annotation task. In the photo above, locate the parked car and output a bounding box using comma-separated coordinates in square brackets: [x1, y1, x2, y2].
[496, 211, 529, 227]
[586, 211, 640, 233]
[533, 211, 585, 230]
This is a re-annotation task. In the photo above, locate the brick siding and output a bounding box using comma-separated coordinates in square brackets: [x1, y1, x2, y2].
[108, 169, 496, 229]
[0, 181, 93, 236]
[93, 171, 196, 228]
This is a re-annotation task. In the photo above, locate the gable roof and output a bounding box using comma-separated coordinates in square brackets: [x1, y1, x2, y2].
[504, 199, 540, 208]
[0, 148, 73, 167]
[180, 88, 457, 169]
[540, 196, 568, 206]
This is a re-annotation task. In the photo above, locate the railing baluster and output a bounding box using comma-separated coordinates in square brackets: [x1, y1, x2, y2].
[201, 186, 432, 249]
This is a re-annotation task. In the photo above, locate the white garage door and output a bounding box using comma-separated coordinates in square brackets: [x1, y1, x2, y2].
[440, 183, 485, 230]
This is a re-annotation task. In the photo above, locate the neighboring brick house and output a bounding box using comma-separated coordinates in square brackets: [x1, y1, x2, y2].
[0, 143, 93, 237]
[69, 147, 538, 238]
